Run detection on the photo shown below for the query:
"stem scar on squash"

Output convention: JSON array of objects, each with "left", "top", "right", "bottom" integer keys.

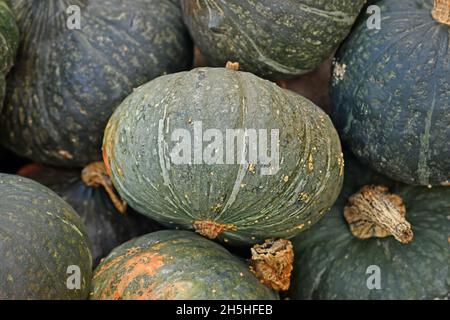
[
  {"left": 225, "top": 61, "right": 240, "bottom": 71},
  {"left": 344, "top": 185, "right": 414, "bottom": 244},
  {"left": 193, "top": 220, "right": 237, "bottom": 239},
  {"left": 250, "top": 238, "right": 294, "bottom": 292}
]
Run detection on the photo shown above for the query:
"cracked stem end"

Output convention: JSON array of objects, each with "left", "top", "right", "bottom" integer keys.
[
  {"left": 344, "top": 185, "right": 413, "bottom": 244},
  {"left": 432, "top": 0, "right": 450, "bottom": 26},
  {"left": 250, "top": 238, "right": 294, "bottom": 292}
]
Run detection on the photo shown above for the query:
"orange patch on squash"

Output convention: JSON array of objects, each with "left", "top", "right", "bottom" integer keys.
[{"left": 109, "top": 252, "right": 165, "bottom": 300}]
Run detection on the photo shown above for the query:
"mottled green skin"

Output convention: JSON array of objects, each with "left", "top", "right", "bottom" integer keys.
[
  {"left": 0, "top": 174, "right": 92, "bottom": 299},
  {"left": 288, "top": 155, "right": 450, "bottom": 300},
  {"left": 0, "top": 0, "right": 192, "bottom": 167},
  {"left": 0, "top": 0, "right": 19, "bottom": 109},
  {"left": 24, "top": 167, "right": 163, "bottom": 267},
  {"left": 181, "top": 0, "right": 366, "bottom": 79},
  {"left": 331, "top": 0, "right": 450, "bottom": 186},
  {"left": 91, "top": 230, "right": 278, "bottom": 300},
  {"left": 103, "top": 67, "right": 343, "bottom": 245}
]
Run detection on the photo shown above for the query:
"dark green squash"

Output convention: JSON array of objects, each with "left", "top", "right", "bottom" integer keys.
[
  {"left": 0, "top": 174, "right": 92, "bottom": 299},
  {"left": 0, "top": 0, "right": 193, "bottom": 167},
  {"left": 103, "top": 67, "right": 344, "bottom": 245},
  {"left": 19, "top": 163, "right": 163, "bottom": 267},
  {"left": 0, "top": 0, "right": 19, "bottom": 109},
  {"left": 331, "top": 0, "right": 450, "bottom": 186},
  {"left": 288, "top": 155, "right": 450, "bottom": 300},
  {"left": 181, "top": 0, "right": 366, "bottom": 79},
  {"left": 90, "top": 230, "right": 278, "bottom": 300}
]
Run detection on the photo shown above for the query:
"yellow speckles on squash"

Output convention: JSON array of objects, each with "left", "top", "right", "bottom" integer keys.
[
  {"left": 297, "top": 224, "right": 305, "bottom": 230},
  {"left": 211, "top": 202, "right": 223, "bottom": 213},
  {"left": 298, "top": 192, "right": 310, "bottom": 202},
  {"left": 308, "top": 154, "right": 314, "bottom": 172},
  {"left": 337, "top": 153, "right": 345, "bottom": 176},
  {"left": 117, "top": 166, "right": 124, "bottom": 177},
  {"left": 333, "top": 62, "right": 347, "bottom": 82},
  {"left": 283, "top": 175, "right": 289, "bottom": 183},
  {"left": 248, "top": 163, "right": 256, "bottom": 173}
]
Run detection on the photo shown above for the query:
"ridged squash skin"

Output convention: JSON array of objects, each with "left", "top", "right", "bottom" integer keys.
[
  {"left": 331, "top": 0, "right": 450, "bottom": 186},
  {"left": 0, "top": 174, "right": 92, "bottom": 299},
  {"left": 103, "top": 67, "right": 344, "bottom": 245},
  {"left": 22, "top": 166, "right": 163, "bottom": 267},
  {"left": 0, "top": 0, "right": 192, "bottom": 167},
  {"left": 90, "top": 230, "right": 278, "bottom": 300},
  {"left": 0, "top": 0, "right": 19, "bottom": 109},
  {"left": 181, "top": 0, "right": 366, "bottom": 79},
  {"left": 288, "top": 156, "right": 450, "bottom": 300}
]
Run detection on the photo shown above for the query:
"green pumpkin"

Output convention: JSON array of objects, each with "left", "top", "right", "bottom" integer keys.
[
  {"left": 0, "top": 0, "right": 19, "bottom": 109},
  {"left": 181, "top": 0, "right": 366, "bottom": 79},
  {"left": 90, "top": 230, "right": 278, "bottom": 300},
  {"left": 103, "top": 67, "right": 343, "bottom": 245},
  {"left": 20, "top": 164, "right": 163, "bottom": 267},
  {"left": 0, "top": 0, "right": 192, "bottom": 167},
  {"left": 331, "top": 0, "right": 450, "bottom": 186},
  {"left": 0, "top": 174, "right": 92, "bottom": 299},
  {"left": 288, "top": 155, "right": 450, "bottom": 300}
]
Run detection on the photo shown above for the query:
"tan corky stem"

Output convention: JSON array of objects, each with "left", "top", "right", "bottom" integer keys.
[
  {"left": 250, "top": 239, "right": 294, "bottom": 292},
  {"left": 344, "top": 185, "right": 413, "bottom": 244},
  {"left": 225, "top": 61, "right": 240, "bottom": 71},
  {"left": 432, "top": 0, "right": 450, "bottom": 25},
  {"left": 193, "top": 220, "right": 236, "bottom": 239},
  {"left": 82, "top": 162, "right": 128, "bottom": 214}
]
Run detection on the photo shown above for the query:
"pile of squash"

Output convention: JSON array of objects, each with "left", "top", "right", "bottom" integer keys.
[{"left": 0, "top": 0, "right": 448, "bottom": 300}]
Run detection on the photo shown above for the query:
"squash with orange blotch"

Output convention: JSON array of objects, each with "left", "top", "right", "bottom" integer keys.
[{"left": 90, "top": 230, "right": 278, "bottom": 300}]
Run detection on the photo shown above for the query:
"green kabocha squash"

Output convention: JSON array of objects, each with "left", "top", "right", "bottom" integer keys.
[
  {"left": 90, "top": 230, "right": 278, "bottom": 300},
  {"left": 331, "top": 0, "right": 450, "bottom": 186},
  {"left": 0, "top": 0, "right": 19, "bottom": 109},
  {"left": 0, "top": 174, "right": 92, "bottom": 299},
  {"left": 18, "top": 163, "right": 163, "bottom": 267},
  {"left": 0, "top": 0, "right": 192, "bottom": 167},
  {"left": 288, "top": 155, "right": 450, "bottom": 300},
  {"left": 103, "top": 66, "right": 344, "bottom": 245},
  {"left": 181, "top": 0, "right": 366, "bottom": 79}
]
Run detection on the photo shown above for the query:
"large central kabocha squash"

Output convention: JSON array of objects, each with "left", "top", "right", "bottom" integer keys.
[
  {"left": 331, "top": 0, "right": 450, "bottom": 186},
  {"left": 288, "top": 155, "right": 450, "bottom": 300},
  {"left": 181, "top": 0, "right": 366, "bottom": 79},
  {"left": 18, "top": 163, "right": 163, "bottom": 267},
  {"left": 0, "top": 0, "right": 192, "bottom": 167},
  {"left": 90, "top": 230, "right": 278, "bottom": 300},
  {"left": 0, "top": 174, "right": 92, "bottom": 299},
  {"left": 0, "top": 0, "right": 19, "bottom": 109},
  {"left": 103, "top": 67, "right": 344, "bottom": 245}
]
